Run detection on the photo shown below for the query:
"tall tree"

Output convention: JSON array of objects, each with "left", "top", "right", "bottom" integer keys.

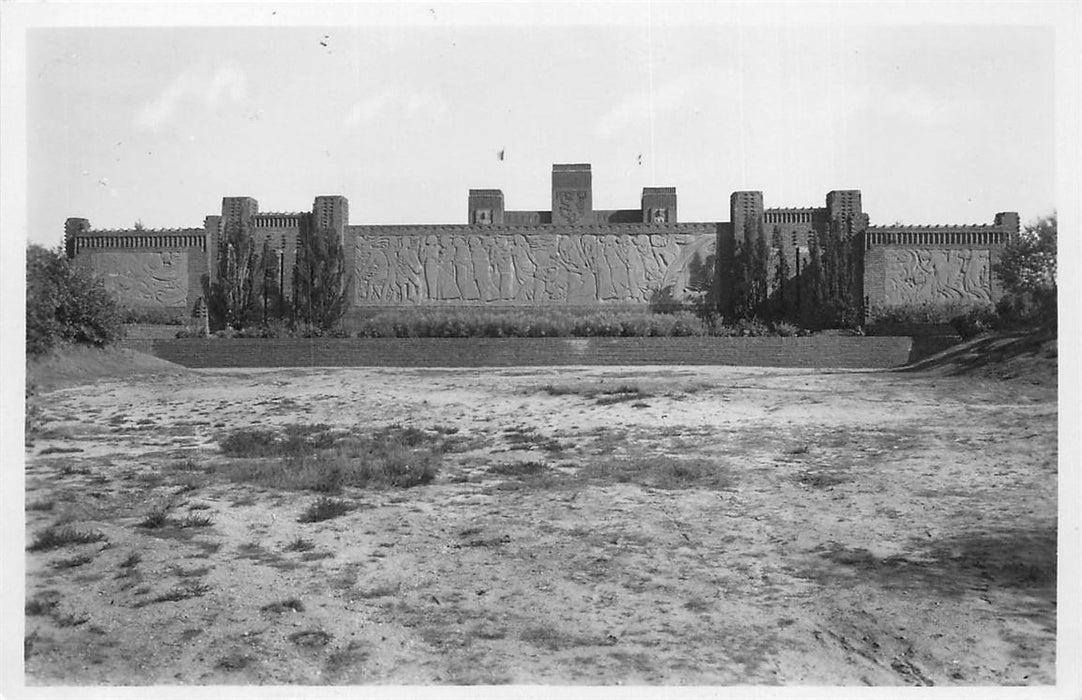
[
  {"left": 293, "top": 225, "right": 353, "bottom": 333},
  {"left": 201, "top": 221, "right": 261, "bottom": 331}
]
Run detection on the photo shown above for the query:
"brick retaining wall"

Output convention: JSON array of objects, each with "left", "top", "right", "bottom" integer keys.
[{"left": 144, "top": 336, "right": 914, "bottom": 369}]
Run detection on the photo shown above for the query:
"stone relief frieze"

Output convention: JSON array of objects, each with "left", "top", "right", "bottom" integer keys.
[
  {"left": 92, "top": 251, "right": 189, "bottom": 306},
  {"left": 354, "top": 232, "right": 712, "bottom": 305},
  {"left": 884, "top": 248, "right": 993, "bottom": 305}
]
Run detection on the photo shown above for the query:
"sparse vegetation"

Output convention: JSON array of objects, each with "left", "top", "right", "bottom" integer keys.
[
  {"left": 261, "top": 597, "right": 305, "bottom": 614},
  {"left": 487, "top": 461, "right": 547, "bottom": 477},
  {"left": 28, "top": 526, "right": 106, "bottom": 552},
  {"left": 216, "top": 424, "right": 442, "bottom": 493},
  {"left": 284, "top": 537, "right": 316, "bottom": 552},
  {"left": 579, "top": 456, "right": 734, "bottom": 490},
  {"left": 52, "top": 553, "right": 94, "bottom": 569},
  {"left": 146, "top": 582, "right": 211, "bottom": 604},
  {"left": 25, "top": 591, "right": 61, "bottom": 616},
  {"left": 298, "top": 497, "right": 354, "bottom": 523},
  {"left": 289, "top": 629, "right": 333, "bottom": 648}
]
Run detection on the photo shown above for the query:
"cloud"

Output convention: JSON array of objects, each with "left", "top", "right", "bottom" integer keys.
[
  {"left": 592, "top": 71, "right": 734, "bottom": 139},
  {"left": 862, "top": 84, "right": 971, "bottom": 128},
  {"left": 205, "top": 64, "right": 247, "bottom": 108},
  {"left": 344, "top": 88, "right": 447, "bottom": 129},
  {"left": 134, "top": 63, "right": 247, "bottom": 131}
]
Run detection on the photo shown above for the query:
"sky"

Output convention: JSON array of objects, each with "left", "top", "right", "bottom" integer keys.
[{"left": 10, "top": 5, "right": 1068, "bottom": 247}]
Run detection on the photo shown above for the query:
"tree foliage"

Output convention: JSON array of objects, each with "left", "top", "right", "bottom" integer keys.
[
  {"left": 731, "top": 218, "right": 770, "bottom": 319},
  {"left": 293, "top": 226, "right": 353, "bottom": 333},
  {"left": 996, "top": 214, "right": 1057, "bottom": 296},
  {"left": 801, "top": 219, "right": 862, "bottom": 329},
  {"left": 993, "top": 213, "right": 1057, "bottom": 329},
  {"left": 201, "top": 222, "right": 264, "bottom": 331},
  {"left": 26, "top": 245, "right": 122, "bottom": 355}
]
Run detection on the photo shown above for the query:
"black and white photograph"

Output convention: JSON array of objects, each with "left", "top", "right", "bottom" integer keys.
[{"left": 3, "top": 1, "right": 1079, "bottom": 696}]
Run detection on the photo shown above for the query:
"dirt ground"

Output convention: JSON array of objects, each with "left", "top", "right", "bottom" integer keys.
[{"left": 22, "top": 348, "right": 1058, "bottom": 686}]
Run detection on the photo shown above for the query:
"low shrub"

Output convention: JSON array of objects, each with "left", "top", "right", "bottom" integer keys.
[
  {"left": 120, "top": 307, "right": 189, "bottom": 325},
  {"left": 298, "top": 497, "right": 353, "bottom": 523},
  {"left": 351, "top": 308, "right": 761, "bottom": 339},
  {"left": 216, "top": 424, "right": 442, "bottom": 493},
  {"left": 867, "top": 301, "right": 995, "bottom": 328},
  {"left": 28, "top": 526, "right": 106, "bottom": 552},
  {"left": 950, "top": 305, "right": 999, "bottom": 340}
]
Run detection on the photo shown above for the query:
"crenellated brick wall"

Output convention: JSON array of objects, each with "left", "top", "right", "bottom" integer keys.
[{"left": 62, "top": 163, "right": 1018, "bottom": 328}]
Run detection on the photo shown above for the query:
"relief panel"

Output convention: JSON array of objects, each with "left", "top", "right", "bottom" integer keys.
[
  {"left": 354, "top": 232, "right": 714, "bottom": 306},
  {"left": 91, "top": 251, "right": 189, "bottom": 307},
  {"left": 883, "top": 248, "right": 993, "bottom": 305}
]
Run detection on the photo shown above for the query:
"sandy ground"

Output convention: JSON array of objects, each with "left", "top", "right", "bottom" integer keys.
[{"left": 23, "top": 358, "right": 1057, "bottom": 686}]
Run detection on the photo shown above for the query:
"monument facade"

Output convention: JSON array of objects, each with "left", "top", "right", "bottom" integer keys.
[{"left": 64, "top": 163, "right": 1019, "bottom": 324}]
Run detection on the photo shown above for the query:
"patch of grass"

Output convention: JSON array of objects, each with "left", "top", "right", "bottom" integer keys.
[
  {"left": 192, "top": 540, "right": 222, "bottom": 556},
  {"left": 519, "top": 626, "right": 616, "bottom": 651},
  {"left": 145, "top": 582, "right": 211, "bottom": 605},
  {"left": 52, "top": 553, "right": 94, "bottom": 569},
  {"left": 53, "top": 611, "right": 91, "bottom": 627},
  {"left": 215, "top": 425, "right": 443, "bottom": 493},
  {"left": 215, "top": 651, "right": 253, "bottom": 671},
  {"left": 39, "top": 446, "right": 85, "bottom": 455},
  {"left": 289, "top": 629, "right": 333, "bottom": 648},
  {"left": 324, "top": 640, "right": 370, "bottom": 680},
  {"left": 284, "top": 537, "right": 315, "bottom": 552},
  {"left": 28, "top": 526, "right": 106, "bottom": 552},
  {"left": 236, "top": 542, "right": 279, "bottom": 563},
  {"left": 579, "top": 456, "right": 734, "bottom": 490},
  {"left": 25, "top": 591, "right": 61, "bottom": 616},
  {"left": 219, "top": 424, "right": 335, "bottom": 458},
  {"left": 353, "top": 583, "right": 400, "bottom": 599},
  {"left": 594, "top": 387, "right": 653, "bottom": 406},
  {"left": 796, "top": 470, "right": 850, "bottom": 488},
  {"left": 178, "top": 513, "right": 214, "bottom": 528},
  {"left": 298, "top": 497, "right": 354, "bottom": 523},
  {"left": 170, "top": 564, "right": 212, "bottom": 578},
  {"left": 502, "top": 426, "right": 564, "bottom": 452},
  {"left": 119, "top": 552, "right": 142, "bottom": 569},
  {"left": 137, "top": 505, "right": 173, "bottom": 529},
  {"left": 168, "top": 457, "right": 209, "bottom": 473},
  {"left": 683, "top": 597, "right": 712, "bottom": 613},
  {"left": 261, "top": 597, "right": 305, "bottom": 614},
  {"left": 487, "top": 461, "right": 548, "bottom": 477}
]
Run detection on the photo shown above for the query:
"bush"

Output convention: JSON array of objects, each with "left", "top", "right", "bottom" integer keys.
[
  {"left": 993, "top": 214, "right": 1056, "bottom": 332},
  {"left": 26, "top": 245, "right": 123, "bottom": 355},
  {"left": 298, "top": 497, "right": 353, "bottom": 523},
  {"left": 950, "top": 305, "right": 999, "bottom": 340},
  {"left": 867, "top": 301, "right": 995, "bottom": 327},
  {"left": 120, "top": 307, "right": 189, "bottom": 325}
]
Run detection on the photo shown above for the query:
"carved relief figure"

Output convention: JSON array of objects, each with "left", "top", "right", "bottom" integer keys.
[
  {"left": 351, "top": 229, "right": 710, "bottom": 306},
  {"left": 452, "top": 236, "right": 480, "bottom": 301},
  {"left": 885, "top": 248, "right": 993, "bottom": 305},
  {"left": 510, "top": 234, "right": 536, "bottom": 301},
  {"left": 420, "top": 235, "right": 442, "bottom": 301},
  {"left": 558, "top": 235, "right": 593, "bottom": 303},
  {"left": 395, "top": 237, "right": 423, "bottom": 301},
  {"left": 493, "top": 236, "right": 515, "bottom": 300},
  {"left": 94, "top": 251, "right": 188, "bottom": 307},
  {"left": 469, "top": 236, "right": 499, "bottom": 302},
  {"left": 436, "top": 240, "right": 461, "bottom": 300}
]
